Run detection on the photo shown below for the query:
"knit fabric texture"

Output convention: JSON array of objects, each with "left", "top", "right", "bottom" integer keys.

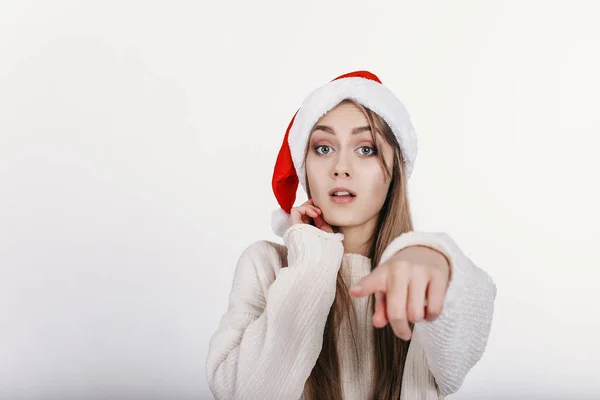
[{"left": 206, "top": 224, "right": 497, "bottom": 399}]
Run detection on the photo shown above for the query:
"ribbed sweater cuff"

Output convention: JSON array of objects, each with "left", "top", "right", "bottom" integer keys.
[{"left": 283, "top": 223, "right": 345, "bottom": 267}]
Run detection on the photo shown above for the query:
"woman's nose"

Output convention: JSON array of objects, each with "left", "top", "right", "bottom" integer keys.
[
  {"left": 333, "top": 161, "right": 351, "bottom": 177},
  {"left": 332, "top": 152, "right": 351, "bottom": 178}
]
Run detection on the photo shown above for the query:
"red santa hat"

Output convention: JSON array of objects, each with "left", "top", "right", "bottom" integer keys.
[{"left": 271, "top": 70, "right": 418, "bottom": 237}]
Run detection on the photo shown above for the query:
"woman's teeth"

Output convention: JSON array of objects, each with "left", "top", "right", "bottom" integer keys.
[{"left": 333, "top": 191, "right": 352, "bottom": 196}]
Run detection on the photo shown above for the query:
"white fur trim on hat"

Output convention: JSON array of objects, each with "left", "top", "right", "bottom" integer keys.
[
  {"left": 271, "top": 208, "right": 292, "bottom": 237},
  {"left": 288, "top": 76, "right": 418, "bottom": 191}
]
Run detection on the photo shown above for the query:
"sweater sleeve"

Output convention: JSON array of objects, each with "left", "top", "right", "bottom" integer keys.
[
  {"left": 205, "top": 223, "right": 345, "bottom": 400},
  {"left": 379, "top": 231, "right": 497, "bottom": 396}
]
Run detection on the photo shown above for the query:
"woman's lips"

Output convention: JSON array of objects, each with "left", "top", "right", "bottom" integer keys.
[{"left": 330, "top": 195, "right": 356, "bottom": 204}]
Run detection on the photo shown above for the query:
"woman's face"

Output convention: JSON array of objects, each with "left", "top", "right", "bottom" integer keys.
[{"left": 306, "top": 102, "right": 395, "bottom": 230}]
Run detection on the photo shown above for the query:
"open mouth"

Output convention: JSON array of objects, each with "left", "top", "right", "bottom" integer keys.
[
  {"left": 330, "top": 192, "right": 356, "bottom": 197},
  {"left": 329, "top": 188, "right": 356, "bottom": 197},
  {"left": 329, "top": 188, "right": 356, "bottom": 204}
]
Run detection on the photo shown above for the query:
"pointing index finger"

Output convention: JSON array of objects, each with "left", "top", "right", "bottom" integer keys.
[{"left": 349, "top": 268, "right": 387, "bottom": 297}]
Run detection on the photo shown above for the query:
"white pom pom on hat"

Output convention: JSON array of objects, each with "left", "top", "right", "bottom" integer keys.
[{"left": 271, "top": 70, "right": 418, "bottom": 237}]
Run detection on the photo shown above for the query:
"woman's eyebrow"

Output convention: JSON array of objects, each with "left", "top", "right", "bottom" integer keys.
[{"left": 311, "top": 125, "right": 371, "bottom": 135}]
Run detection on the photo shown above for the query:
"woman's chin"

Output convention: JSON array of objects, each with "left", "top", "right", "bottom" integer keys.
[
  {"left": 323, "top": 216, "right": 357, "bottom": 229},
  {"left": 321, "top": 207, "right": 362, "bottom": 228}
]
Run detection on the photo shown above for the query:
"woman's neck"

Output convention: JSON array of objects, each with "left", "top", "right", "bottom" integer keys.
[{"left": 337, "top": 217, "right": 377, "bottom": 257}]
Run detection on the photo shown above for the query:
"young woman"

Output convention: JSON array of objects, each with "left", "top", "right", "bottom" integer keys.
[{"left": 206, "top": 71, "right": 497, "bottom": 399}]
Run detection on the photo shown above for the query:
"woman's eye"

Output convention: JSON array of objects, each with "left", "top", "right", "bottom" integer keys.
[
  {"left": 315, "top": 145, "right": 376, "bottom": 156},
  {"left": 358, "top": 146, "right": 377, "bottom": 156},
  {"left": 315, "top": 145, "right": 332, "bottom": 155}
]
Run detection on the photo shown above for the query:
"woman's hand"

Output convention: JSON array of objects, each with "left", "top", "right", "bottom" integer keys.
[
  {"left": 348, "top": 246, "right": 451, "bottom": 340},
  {"left": 289, "top": 199, "right": 334, "bottom": 233}
]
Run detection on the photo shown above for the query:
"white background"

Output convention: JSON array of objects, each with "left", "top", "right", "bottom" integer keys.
[{"left": 1, "top": 1, "right": 599, "bottom": 399}]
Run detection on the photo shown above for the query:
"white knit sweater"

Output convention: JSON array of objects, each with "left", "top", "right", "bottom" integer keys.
[{"left": 206, "top": 223, "right": 497, "bottom": 399}]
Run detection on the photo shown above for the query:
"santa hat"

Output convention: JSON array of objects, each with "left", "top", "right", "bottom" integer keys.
[{"left": 271, "top": 70, "right": 418, "bottom": 237}]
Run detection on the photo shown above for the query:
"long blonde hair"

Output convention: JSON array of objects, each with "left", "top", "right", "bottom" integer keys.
[{"left": 301, "top": 98, "right": 415, "bottom": 399}]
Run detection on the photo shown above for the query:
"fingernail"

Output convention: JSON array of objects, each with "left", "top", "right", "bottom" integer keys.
[{"left": 350, "top": 285, "right": 361, "bottom": 292}]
